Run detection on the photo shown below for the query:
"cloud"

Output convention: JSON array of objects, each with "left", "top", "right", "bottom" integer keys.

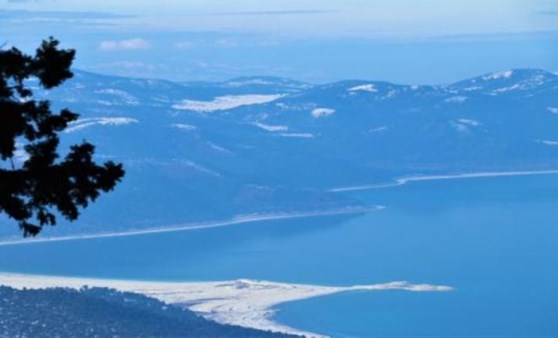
[
  {"left": 91, "top": 61, "right": 157, "bottom": 72},
  {"left": 99, "top": 38, "right": 150, "bottom": 51},
  {"left": 203, "top": 9, "right": 336, "bottom": 16},
  {"left": 0, "top": 9, "right": 129, "bottom": 19}
]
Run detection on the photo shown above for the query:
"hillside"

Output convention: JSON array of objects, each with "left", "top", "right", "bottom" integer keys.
[
  {"left": 1, "top": 69, "right": 557, "bottom": 239},
  {"left": 0, "top": 286, "right": 299, "bottom": 338}
]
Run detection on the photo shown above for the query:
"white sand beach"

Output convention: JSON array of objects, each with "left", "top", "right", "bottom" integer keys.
[
  {"left": 330, "top": 170, "right": 558, "bottom": 192},
  {"left": 0, "top": 206, "right": 383, "bottom": 247},
  {"left": 0, "top": 273, "right": 453, "bottom": 338}
]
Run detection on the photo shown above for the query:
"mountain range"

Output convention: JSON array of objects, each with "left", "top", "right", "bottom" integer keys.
[{"left": 2, "top": 69, "right": 557, "bottom": 238}]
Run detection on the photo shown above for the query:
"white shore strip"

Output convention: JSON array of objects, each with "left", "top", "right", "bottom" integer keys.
[
  {"left": 330, "top": 170, "right": 558, "bottom": 192},
  {"left": 0, "top": 273, "right": 453, "bottom": 338},
  {"left": 0, "top": 206, "right": 381, "bottom": 247}
]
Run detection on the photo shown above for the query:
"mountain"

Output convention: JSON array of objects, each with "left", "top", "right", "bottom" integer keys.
[
  {"left": 0, "top": 286, "right": 299, "bottom": 338},
  {"left": 448, "top": 69, "right": 558, "bottom": 97},
  {"left": 2, "top": 69, "right": 557, "bottom": 238}
]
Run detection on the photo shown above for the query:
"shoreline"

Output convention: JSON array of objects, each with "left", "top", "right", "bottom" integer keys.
[
  {"left": 4, "top": 169, "right": 557, "bottom": 246},
  {"left": 2, "top": 170, "right": 556, "bottom": 335},
  {"left": 0, "top": 206, "right": 380, "bottom": 247},
  {"left": 330, "top": 169, "right": 558, "bottom": 192},
  {"left": 0, "top": 273, "right": 453, "bottom": 338}
]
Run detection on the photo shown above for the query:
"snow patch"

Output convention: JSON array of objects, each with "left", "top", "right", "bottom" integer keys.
[
  {"left": 184, "top": 161, "right": 222, "bottom": 178},
  {"left": 538, "top": 140, "right": 558, "bottom": 146},
  {"left": 369, "top": 126, "right": 388, "bottom": 133},
  {"left": 457, "top": 119, "right": 480, "bottom": 127},
  {"left": 225, "top": 79, "right": 275, "bottom": 87},
  {"left": 65, "top": 117, "right": 138, "bottom": 133},
  {"left": 171, "top": 124, "right": 197, "bottom": 131},
  {"left": 483, "top": 70, "right": 513, "bottom": 81},
  {"left": 493, "top": 84, "right": 524, "bottom": 93},
  {"left": 279, "top": 133, "right": 315, "bottom": 138},
  {"left": 451, "top": 122, "right": 469, "bottom": 133},
  {"left": 450, "top": 119, "right": 480, "bottom": 133},
  {"left": 94, "top": 88, "right": 139, "bottom": 105},
  {"left": 311, "top": 108, "right": 335, "bottom": 118},
  {"left": 382, "top": 90, "right": 397, "bottom": 100},
  {"left": 462, "top": 86, "right": 483, "bottom": 92},
  {"left": 252, "top": 122, "right": 289, "bottom": 132},
  {"left": 206, "top": 142, "right": 233, "bottom": 155},
  {"left": 530, "top": 74, "right": 547, "bottom": 85},
  {"left": 445, "top": 96, "right": 468, "bottom": 104},
  {"left": 172, "top": 95, "right": 284, "bottom": 113},
  {"left": 348, "top": 84, "right": 378, "bottom": 93}
]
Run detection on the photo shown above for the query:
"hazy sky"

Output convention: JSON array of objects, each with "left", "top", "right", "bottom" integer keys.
[{"left": 2, "top": 0, "right": 557, "bottom": 83}]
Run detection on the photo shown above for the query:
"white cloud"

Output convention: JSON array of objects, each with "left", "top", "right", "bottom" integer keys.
[
  {"left": 99, "top": 38, "right": 150, "bottom": 51},
  {"left": 7, "top": 1, "right": 556, "bottom": 40},
  {"left": 90, "top": 61, "right": 157, "bottom": 72}
]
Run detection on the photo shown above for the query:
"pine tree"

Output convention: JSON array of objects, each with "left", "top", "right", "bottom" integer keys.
[{"left": 0, "top": 38, "right": 124, "bottom": 236}]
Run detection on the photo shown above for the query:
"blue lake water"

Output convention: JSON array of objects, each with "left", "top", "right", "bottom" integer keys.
[{"left": 1, "top": 174, "right": 557, "bottom": 337}]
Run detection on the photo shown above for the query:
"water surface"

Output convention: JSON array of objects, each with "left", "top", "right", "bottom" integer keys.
[{"left": 0, "top": 174, "right": 557, "bottom": 337}]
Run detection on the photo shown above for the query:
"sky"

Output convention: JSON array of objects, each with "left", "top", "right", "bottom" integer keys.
[{"left": 1, "top": 0, "right": 558, "bottom": 84}]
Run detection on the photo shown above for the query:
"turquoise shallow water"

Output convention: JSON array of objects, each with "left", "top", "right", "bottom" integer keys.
[{"left": 0, "top": 174, "right": 557, "bottom": 337}]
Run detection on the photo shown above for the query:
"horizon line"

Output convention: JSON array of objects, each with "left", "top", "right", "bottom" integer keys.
[{"left": 74, "top": 67, "right": 558, "bottom": 87}]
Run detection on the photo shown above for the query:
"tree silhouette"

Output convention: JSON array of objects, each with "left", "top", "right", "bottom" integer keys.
[{"left": 0, "top": 38, "right": 124, "bottom": 236}]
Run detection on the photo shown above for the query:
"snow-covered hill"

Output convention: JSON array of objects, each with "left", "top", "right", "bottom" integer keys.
[{"left": 3, "top": 69, "right": 557, "bottom": 239}]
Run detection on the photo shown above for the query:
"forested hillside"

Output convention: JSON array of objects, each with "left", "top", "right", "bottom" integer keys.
[{"left": 0, "top": 286, "right": 299, "bottom": 338}]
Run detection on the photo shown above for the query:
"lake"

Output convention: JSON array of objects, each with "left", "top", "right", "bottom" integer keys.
[{"left": 0, "top": 174, "right": 557, "bottom": 337}]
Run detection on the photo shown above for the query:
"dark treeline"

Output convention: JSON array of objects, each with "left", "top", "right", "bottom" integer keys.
[{"left": 0, "top": 286, "right": 300, "bottom": 338}]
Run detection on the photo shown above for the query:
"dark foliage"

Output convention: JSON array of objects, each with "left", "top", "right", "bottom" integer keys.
[
  {"left": 0, "top": 286, "right": 300, "bottom": 338},
  {"left": 0, "top": 38, "right": 124, "bottom": 236}
]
